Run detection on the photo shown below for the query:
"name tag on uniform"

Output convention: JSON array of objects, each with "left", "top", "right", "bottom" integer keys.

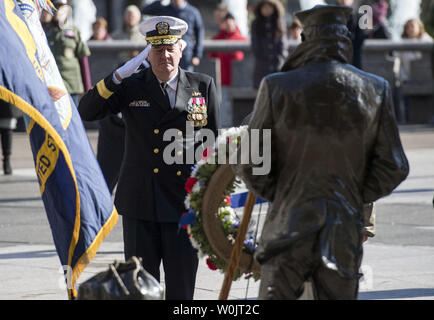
[{"left": 129, "top": 100, "right": 150, "bottom": 108}]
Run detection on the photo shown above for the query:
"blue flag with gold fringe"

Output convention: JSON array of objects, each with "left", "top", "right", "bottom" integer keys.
[{"left": 0, "top": 0, "right": 118, "bottom": 299}]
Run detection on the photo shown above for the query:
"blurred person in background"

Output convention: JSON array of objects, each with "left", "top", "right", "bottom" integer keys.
[
  {"left": 43, "top": 0, "right": 92, "bottom": 107},
  {"left": 210, "top": 13, "right": 247, "bottom": 127},
  {"left": 402, "top": 18, "right": 433, "bottom": 42},
  {"left": 393, "top": 18, "right": 433, "bottom": 123},
  {"left": 111, "top": 5, "right": 146, "bottom": 61},
  {"left": 0, "top": 100, "right": 21, "bottom": 175},
  {"left": 288, "top": 19, "right": 302, "bottom": 42},
  {"left": 400, "top": 18, "right": 433, "bottom": 81},
  {"left": 111, "top": 5, "right": 145, "bottom": 43},
  {"left": 213, "top": 3, "right": 229, "bottom": 31},
  {"left": 286, "top": 19, "right": 302, "bottom": 58},
  {"left": 40, "top": 8, "right": 53, "bottom": 32},
  {"left": 338, "top": 0, "right": 367, "bottom": 69},
  {"left": 90, "top": 17, "right": 111, "bottom": 41},
  {"left": 142, "top": 0, "right": 204, "bottom": 71},
  {"left": 251, "top": 0, "right": 288, "bottom": 89},
  {"left": 368, "top": 0, "right": 391, "bottom": 39}
]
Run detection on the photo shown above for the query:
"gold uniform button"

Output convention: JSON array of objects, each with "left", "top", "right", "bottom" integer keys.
[
  {"left": 153, "top": 168, "right": 159, "bottom": 174},
  {"left": 154, "top": 148, "right": 159, "bottom": 154},
  {"left": 154, "top": 129, "right": 159, "bottom": 134},
  {"left": 176, "top": 171, "right": 182, "bottom": 176}
]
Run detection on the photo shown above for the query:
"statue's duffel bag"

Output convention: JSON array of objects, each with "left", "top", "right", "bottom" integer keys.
[{"left": 77, "top": 256, "right": 163, "bottom": 300}]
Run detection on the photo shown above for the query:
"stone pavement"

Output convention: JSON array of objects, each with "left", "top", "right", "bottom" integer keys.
[{"left": 1, "top": 125, "right": 434, "bottom": 300}]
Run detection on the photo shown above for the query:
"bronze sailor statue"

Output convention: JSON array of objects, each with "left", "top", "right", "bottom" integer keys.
[{"left": 233, "top": 5, "right": 409, "bottom": 300}]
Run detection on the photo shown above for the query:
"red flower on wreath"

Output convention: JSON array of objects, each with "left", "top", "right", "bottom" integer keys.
[
  {"left": 185, "top": 177, "right": 198, "bottom": 194},
  {"left": 224, "top": 195, "right": 231, "bottom": 206},
  {"left": 206, "top": 258, "right": 218, "bottom": 271}
]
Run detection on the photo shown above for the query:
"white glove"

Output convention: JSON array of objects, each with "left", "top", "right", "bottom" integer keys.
[{"left": 113, "top": 45, "right": 152, "bottom": 83}]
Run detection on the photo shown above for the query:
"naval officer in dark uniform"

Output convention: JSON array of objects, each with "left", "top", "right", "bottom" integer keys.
[{"left": 78, "top": 16, "right": 220, "bottom": 300}]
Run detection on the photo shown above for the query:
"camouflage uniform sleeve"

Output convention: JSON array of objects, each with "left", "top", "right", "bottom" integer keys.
[{"left": 74, "top": 27, "right": 91, "bottom": 58}]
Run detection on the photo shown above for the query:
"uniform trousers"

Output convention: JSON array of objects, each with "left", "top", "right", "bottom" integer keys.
[
  {"left": 258, "top": 232, "right": 360, "bottom": 300},
  {"left": 122, "top": 216, "right": 199, "bottom": 300}
]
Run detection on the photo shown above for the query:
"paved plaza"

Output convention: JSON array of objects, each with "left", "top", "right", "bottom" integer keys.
[{"left": 1, "top": 125, "right": 434, "bottom": 300}]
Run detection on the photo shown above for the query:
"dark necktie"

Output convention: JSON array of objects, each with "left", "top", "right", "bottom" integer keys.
[{"left": 160, "top": 82, "right": 171, "bottom": 107}]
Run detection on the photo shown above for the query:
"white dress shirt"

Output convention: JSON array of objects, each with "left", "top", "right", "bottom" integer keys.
[{"left": 157, "top": 71, "right": 179, "bottom": 109}]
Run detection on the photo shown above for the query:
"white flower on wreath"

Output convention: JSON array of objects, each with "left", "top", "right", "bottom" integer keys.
[
  {"left": 196, "top": 159, "right": 207, "bottom": 168},
  {"left": 220, "top": 206, "right": 238, "bottom": 225},
  {"left": 215, "top": 126, "right": 249, "bottom": 158},
  {"left": 218, "top": 126, "right": 249, "bottom": 145},
  {"left": 188, "top": 225, "right": 206, "bottom": 258},
  {"left": 191, "top": 181, "right": 201, "bottom": 194},
  {"left": 190, "top": 166, "right": 199, "bottom": 178},
  {"left": 206, "top": 154, "right": 217, "bottom": 165},
  {"left": 184, "top": 194, "right": 190, "bottom": 210}
]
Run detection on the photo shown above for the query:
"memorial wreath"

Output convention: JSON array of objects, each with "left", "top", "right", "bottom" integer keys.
[{"left": 181, "top": 126, "right": 261, "bottom": 281}]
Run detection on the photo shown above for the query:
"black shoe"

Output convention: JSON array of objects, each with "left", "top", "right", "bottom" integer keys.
[{"left": 3, "top": 158, "right": 12, "bottom": 175}]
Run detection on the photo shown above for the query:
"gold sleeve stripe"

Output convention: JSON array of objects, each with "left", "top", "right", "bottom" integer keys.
[{"left": 96, "top": 79, "right": 113, "bottom": 99}]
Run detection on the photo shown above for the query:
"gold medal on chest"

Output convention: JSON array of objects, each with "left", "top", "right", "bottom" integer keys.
[{"left": 186, "top": 92, "right": 208, "bottom": 127}]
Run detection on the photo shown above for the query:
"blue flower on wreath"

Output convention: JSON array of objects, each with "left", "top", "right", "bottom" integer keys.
[
  {"left": 244, "top": 238, "right": 256, "bottom": 252},
  {"left": 231, "top": 222, "right": 240, "bottom": 229},
  {"left": 178, "top": 208, "right": 196, "bottom": 232}
]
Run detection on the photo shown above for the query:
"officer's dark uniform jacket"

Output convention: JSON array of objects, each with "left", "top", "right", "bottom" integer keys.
[
  {"left": 233, "top": 9, "right": 409, "bottom": 280},
  {"left": 79, "top": 67, "right": 220, "bottom": 222}
]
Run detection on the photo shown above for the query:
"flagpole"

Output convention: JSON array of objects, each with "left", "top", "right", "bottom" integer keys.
[{"left": 219, "top": 192, "right": 257, "bottom": 300}]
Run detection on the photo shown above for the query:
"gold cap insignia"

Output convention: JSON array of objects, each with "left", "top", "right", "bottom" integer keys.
[{"left": 156, "top": 22, "right": 170, "bottom": 35}]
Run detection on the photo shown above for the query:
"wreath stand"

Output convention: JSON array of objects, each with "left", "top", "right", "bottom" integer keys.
[{"left": 201, "top": 164, "right": 261, "bottom": 300}]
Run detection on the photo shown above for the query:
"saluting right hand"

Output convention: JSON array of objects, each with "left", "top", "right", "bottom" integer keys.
[{"left": 114, "top": 45, "right": 152, "bottom": 82}]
